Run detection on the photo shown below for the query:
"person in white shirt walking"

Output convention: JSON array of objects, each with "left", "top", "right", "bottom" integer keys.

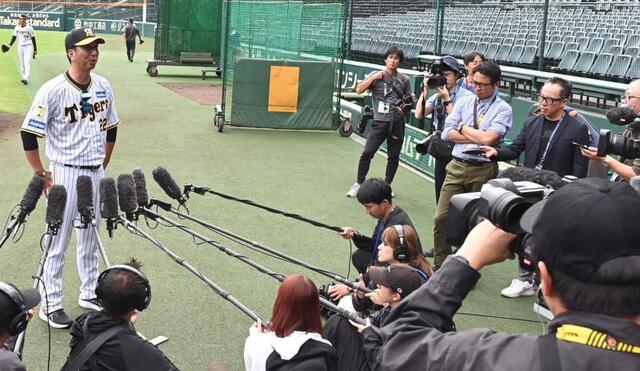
[{"left": 5, "top": 15, "right": 37, "bottom": 85}]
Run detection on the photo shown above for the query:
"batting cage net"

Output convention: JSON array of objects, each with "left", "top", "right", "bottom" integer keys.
[
  {"left": 154, "top": 0, "right": 222, "bottom": 62},
  {"left": 218, "top": 0, "right": 347, "bottom": 130}
]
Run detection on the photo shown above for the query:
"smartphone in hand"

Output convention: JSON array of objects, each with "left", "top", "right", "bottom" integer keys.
[{"left": 572, "top": 142, "right": 590, "bottom": 150}]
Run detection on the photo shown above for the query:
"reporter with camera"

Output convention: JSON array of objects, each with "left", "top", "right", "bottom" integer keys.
[
  {"left": 362, "top": 177, "right": 640, "bottom": 370},
  {"left": 415, "top": 56, "right": 472, "bottom": 203},
  {"left": 580, "top": 79, "right": 640, "bottom": 181},
  {"left": 432, "top": 61, "right": 512, "bottom": 268},
  {"left": 346, "top": 47, "right": 413, "bottom": 198}
]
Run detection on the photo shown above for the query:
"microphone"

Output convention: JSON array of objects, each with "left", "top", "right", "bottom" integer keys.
[
  {"left": 605, "top": 106, "right": 640, "bottom": 126},
  {"left": 499, "top": 167, "right": 567, "bottom": 190},
  {"left": 99, "top": 177, "right": 119, "bottom": 238},
  {"left": 46, "top": 185, "right": 67, "bottom": 235},
  {"left": 18, "top": 176, "right": 45, "bottom": 222},
  {"left": 117, "top": 174, "right": 138, "bottom": 221},
  {"left": 152, "top": 167, "right": 188, "bottom": 208},
  {"left": 76, "top": 176, "right": 94, "bottom": 227},
  {"left": 132, "top": 168, "right": 149, "bottom": 208}
]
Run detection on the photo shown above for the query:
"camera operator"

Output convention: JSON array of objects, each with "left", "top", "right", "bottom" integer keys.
[
  {"left": 432, "top": 61, "right": 512, "bottom": 268},
  {"left": 346, "top": 46, "right": 414, "bottom": 198},
  {"left": 460, "top": 51, "right": 486, "bottom": 94},
  {"left": 361, "top": 177, "right": 640, "bottom": 370},
  {"left": 415, "top": 56, "right": 472, "bottom": 204},
  {"left": 581, "top": 79, "right": 640, "bottom": 181},
  {"left": 0, "top": 283, "right": 39, "bottom": 371},
  {"left": 63, "top": 259, "right": 178, "bottom": 370}
]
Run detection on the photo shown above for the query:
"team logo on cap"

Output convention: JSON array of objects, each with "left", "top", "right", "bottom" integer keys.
[{"left": 83, "top": 28, "right": 95, "bottom": 37}]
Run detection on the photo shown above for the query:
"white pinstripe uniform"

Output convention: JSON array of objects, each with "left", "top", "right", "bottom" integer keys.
[
  {"left": 21, "top": 72, "right": 119, "bottom": 312},
  {"left": 12, "top": 24, "right": 35, "bottom": 82}
]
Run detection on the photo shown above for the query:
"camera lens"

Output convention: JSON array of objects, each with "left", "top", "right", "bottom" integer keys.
[{"left": 482, "top": 187, "right": 532, "bottom": 234}]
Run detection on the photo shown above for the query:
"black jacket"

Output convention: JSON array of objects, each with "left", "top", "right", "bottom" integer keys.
[
  {"left": 66, "top": 311, "right": 178, "bottom": 371},
  {"left": 361, "top": 256, "right": 640, "bottom": 371},
  {"left": 494, "top": 114, "right": 590, "bottom": 177},
  {"left": 352, "top": 206, "right": 423, "bottom": 255},
  {"left": 266, "top": 339, "right": 337, "bottom": 371}
]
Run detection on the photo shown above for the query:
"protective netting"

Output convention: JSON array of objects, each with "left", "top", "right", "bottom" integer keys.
[
  {"left": 220, "top": 0, "right": 347, "bottom": 127},
  {"left": 154, "top": 0, "right": 222, "bottom": 62}
]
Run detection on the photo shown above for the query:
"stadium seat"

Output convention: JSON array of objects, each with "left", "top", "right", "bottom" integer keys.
[
  {"left": 627, "top": 35, "right": 640, "bottom": 49},
  {"left": 494, "top": 45, "right": 512, "bottom": 61},
  {"left": 558, "top": 50, "right": 580, "bottom": 70},
  {"left": 519, "top": 46, "right": 537, "bottom": 64},
  {"left": 602, "top": 38, "right": 621, "bottom": 53},
  {"left": 625, "top": 47, "right": 640, "bottom": 58},
  {"left": 576, "top": 37, "right": 590, "bottom": 52},
  {"left": 606, "top": 46, "right": 624, "bottom": 55},
  {"left": 606, "top": 54, "right": 633, "bottom": 78},
  {"left": 486, "top": 43, "right": 500, "bottom": 60},
  {"left": 626, "top": 57, "right": 640, "bottom": 79},
  {"left": 590, "top": 53, "right": 613, "bottom": 75},
  {"left": 476, "top": 41, "right": 489, "bottom": 55},
  {"left": 463, "top": 41, "right": 478, "bottom": 56},
  {"left": 585, "top": 37, "right": 604, "bottom": 53},
  {"left": 562, "top": 42, "right": 579, "bottom": 58},
  {"left": 574, "top": 51, "right": 597, "bottom": 73},
  {"left": 506, "top": 45, "right": 524, "bottom": 63},
  {"left": 546, "top": 41, "right": 565, "bottom": 59}
]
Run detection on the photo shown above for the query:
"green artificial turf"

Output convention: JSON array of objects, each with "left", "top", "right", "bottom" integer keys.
[{"left": 0, "top": 30, "right": 545, "bottom": 371}]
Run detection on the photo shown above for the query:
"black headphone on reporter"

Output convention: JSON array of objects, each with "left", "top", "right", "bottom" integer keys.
[
  {"left": 96, "top": 265, "right": 151, "bottom": 311},
  {"left": 392, "top": 225, "right": 409, "bottom": 262},
  {"left": 0, "top": 282, "right": 30, "bottom": 336}
]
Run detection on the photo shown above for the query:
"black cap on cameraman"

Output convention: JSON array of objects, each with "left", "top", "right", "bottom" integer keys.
[
  {"left": 65, "top": 27, "right": 105, "bottom": 52},
  {"left": 368, "top": 264, "right": 423, "bottom": 298},
  {"left": 521, "top": 177, "right": 640, "bottom": 284}
]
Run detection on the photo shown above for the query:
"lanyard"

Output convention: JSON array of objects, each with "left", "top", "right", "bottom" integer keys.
[
  {"left": 472, "top": 95, "right": 498, "bottom": 129},
  {"left": 370, "top": 219, "right": 385, "bottom": 263},
  {"left": 556, "top": 324, "right": 640, "bottom": 354},
  {"left": 535, "top": 112, "right": 566, "bottom": 170}
]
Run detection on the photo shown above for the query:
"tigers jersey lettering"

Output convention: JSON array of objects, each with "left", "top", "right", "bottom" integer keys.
[
  {"left": 20, "top": 72, "right": 120, "bottom": 166},
  {"left": 12, "top": 25, "right": 34, "bottom": 46}
]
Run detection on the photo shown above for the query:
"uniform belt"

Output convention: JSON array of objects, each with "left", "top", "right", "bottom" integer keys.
[
  {"left": 61, "top": 163, "right": 101, "bottom": 170},
  {"left": 453, "top": 157, "right": 490, "bottom": 166}
]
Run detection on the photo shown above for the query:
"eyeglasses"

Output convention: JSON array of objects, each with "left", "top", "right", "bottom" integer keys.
[
  {"left": 538, "top": 94, "right": 564, "bottom": 105},
  {"left": 472, "top": 80, "right": 494, "bottom": 89},
  {"left": 624, "top": 94, "right": 640, "bottom": 101}
]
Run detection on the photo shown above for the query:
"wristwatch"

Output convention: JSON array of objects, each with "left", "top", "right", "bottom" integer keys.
[{"left": 443, "top": 100, "right": 451, "bottom": 107}]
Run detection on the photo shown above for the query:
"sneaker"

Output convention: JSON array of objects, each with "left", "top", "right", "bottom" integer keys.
[
  {"left": 500, "top": 279, "right": 535, "bottom": 298},
  {"left": 39, "top": 308, "right": 73, "bottom": 329},
  {"left": 346, "top": 182, "right": 360, "bottom": 198},
  {"left": 78, "top": 297, "right": 102, "bottom": 311}
]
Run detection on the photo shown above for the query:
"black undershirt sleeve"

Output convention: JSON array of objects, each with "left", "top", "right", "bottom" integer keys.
[
  {"left": 32, "top": 37, "right": 37, "bottom": 52},
  {"left": 9, "top": 35, "right": 16, "bottom": 46},
  {"left": 21, "top": 131, "right": 38, "bottom": 151},
  {"left": 106, "top": 126, "right": 118, "bottom": 143}
]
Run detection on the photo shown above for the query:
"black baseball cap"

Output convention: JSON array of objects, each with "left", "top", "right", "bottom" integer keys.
[
  {"left": 65, "top": 27, "right": 105, "bottom": 52},
  {"left": 441, "top": 55, "right": 461, "bottom": 74},
  {"left": 368, "top": 264, "right": 423, "bottom": 297},
  {"left": 0, "top": 283, "right": 40, "bottom": 323},
  {"left": 521, "top": 177, "right": 640, "bottom": 283}
]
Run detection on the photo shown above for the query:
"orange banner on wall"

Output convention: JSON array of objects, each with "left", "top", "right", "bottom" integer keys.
[{"left": 268, "top": 66, "right": 300, "bottom": 113}]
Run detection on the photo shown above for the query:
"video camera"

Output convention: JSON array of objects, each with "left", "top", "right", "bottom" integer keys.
[
  {"left": 446, "top": 178, "right": 556, "bottom": 270},
  {"left": 596, "top": 106, "right": 640, "bottom": 159},
  {"left": 426, "top": 61, "right": 448, "bottom": 89},
  {"left": 357, "top": 105, "right": 374, "bottom": 134}
]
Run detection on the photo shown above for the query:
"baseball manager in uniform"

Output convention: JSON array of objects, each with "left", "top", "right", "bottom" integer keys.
[
  {"left": 20, "top": 27, "right": 119, "bottom": 329},
  {"left": 3, "top": 14, "right": 37, "bottom": 85}
]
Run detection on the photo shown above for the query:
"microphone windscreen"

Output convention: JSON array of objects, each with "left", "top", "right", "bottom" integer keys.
[
  {"left": 152, "top": 167, "right": 182, "bottom": 201},
  {"left": 20, "top": 176, "right": 45, "bottom": 215},
  {"left": 99, "top": 177, "right": 119, "bottom": 219},
  {"left": 76, "top": 175, "right": 94, "bottom": 219},
  {"left": 630, "top": 176, "right": 640, "bottom": 194},
  {"left": 605, "top": 106, "right": 638, "bottom": 126},
  {"left": 117, "top": 174, "right": 138, "bottom": 213},
  {"left": 46, "top": 185, "right": 67, "bottom": 226},
  {"left": 500, "top": 167, "right": 566, "bottom": 189},
  {"left": 132, "top": 168, "right": 149, "bottom": 207}
]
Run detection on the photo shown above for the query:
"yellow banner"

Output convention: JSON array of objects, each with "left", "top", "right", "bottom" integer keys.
[{"left": 268, "top": 66, "right": 300, "bottom": 113}]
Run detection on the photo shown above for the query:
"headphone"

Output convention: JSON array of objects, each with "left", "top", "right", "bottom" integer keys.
[
  {"left": 392, "top": 225, "right": 409, "bottom": 262},
  {"left": 96, "top": 265, "right": 151, "bottom": 311},
  {"left": 0, "top": 282, "right": 29, "bottom": 336}
]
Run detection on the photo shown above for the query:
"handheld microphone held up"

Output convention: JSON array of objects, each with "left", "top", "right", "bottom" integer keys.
[
  {"left": 100, "top": 177, "right": 119, "bottom": 238},
  {"left": 152, "top": 167, "right": 188, "bottom": 209},
  {"left": 46, "top": 185, "right": 67, "bottom": 235},
  {"left": 117, "top": 174, "right": 138, "bottom": 221},
  {"left": 76, "top": 176, "right": 94, "bottom": 228}
]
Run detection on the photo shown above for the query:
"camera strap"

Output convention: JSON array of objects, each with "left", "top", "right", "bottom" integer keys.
[
  {"left": 382, "top": 74, "right": 405, "bottom": 101},
  {"left": 535, "top": 112, "right": 566, "bottom": 170},
  {"left": 473, "top": 95, "right": 498, "bottom": 130},
  {"left": 537, "top": 333, "right": 562, "bottom": 371}
]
